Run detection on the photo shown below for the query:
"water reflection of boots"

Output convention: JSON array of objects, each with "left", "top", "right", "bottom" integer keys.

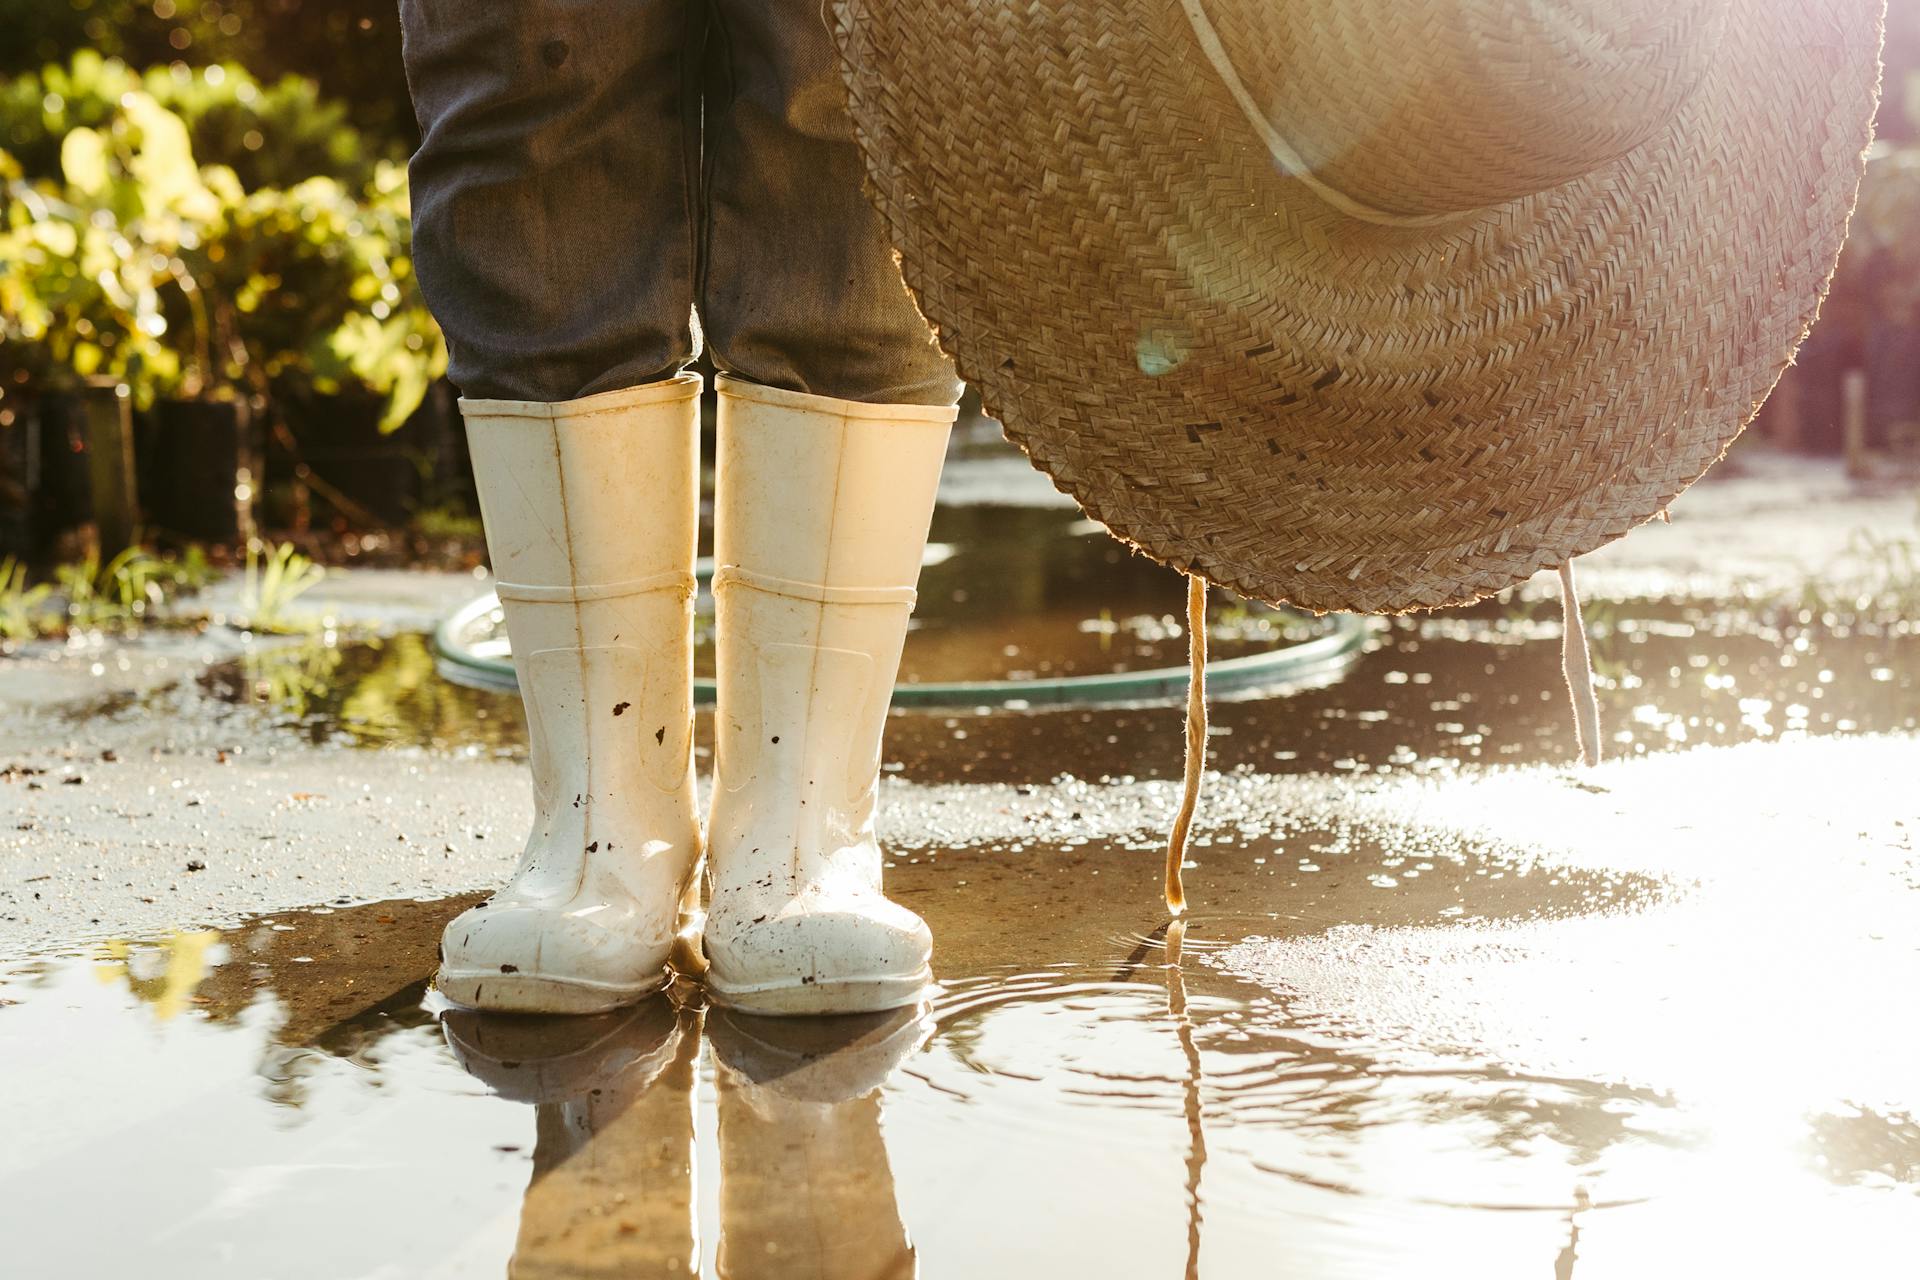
[
  {"left": 709, "top": 1005, "right": 931, "bottom": 1280},
  {"left": 443, "top": 1001, "right": 699, "bottom": 1279}
]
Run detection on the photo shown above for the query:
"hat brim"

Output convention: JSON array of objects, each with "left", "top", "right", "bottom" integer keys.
[{"left": 832, "top": 0, "right": 1881, "bottom": 612}]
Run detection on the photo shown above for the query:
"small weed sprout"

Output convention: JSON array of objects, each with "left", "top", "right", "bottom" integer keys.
[
  {"left": 1843, "top": 526, "right": 1920, "bottom": 613},
  {"left": 160, "top": 545, "right": 216, "bottom": 594},
  {"left": 0, "top": 557, "right": 54, "bottom": 642},
  {"left": 56, "top": 549, "right": 170, "bottom": 633},
  {"left": 241, "top": 540, "right": 327, "bottom": 633},
  {"left": 56, "top": 553, "right": 109, "bottom": 632},
  {"left": 1804, "top": 500, "right": 1920, "bottom": 617},
  {"left": 2, "top": 544, "right": 222, "bottom": 642},
  {"left": 102, "top": 548, "right": 168, "bottom": 622}
]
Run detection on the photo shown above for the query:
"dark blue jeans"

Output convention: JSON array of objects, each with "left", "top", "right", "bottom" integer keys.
[{"left": 399, "top": 0, "right": 960, "bottom": 407}]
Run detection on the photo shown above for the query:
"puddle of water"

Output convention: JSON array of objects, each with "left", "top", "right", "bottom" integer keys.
[
  {"left": 439, "top": 506, "right": 1332, "bottom": 686},
  {"left": 11, "top": 497, "right": 1919, "bottom": 1274},
  {"left": 883, "top": 594, "right": 1920, "bottom": 786},
  {"left": 199, "top": 631, "right": 530, "bottom": 754},
  {"left": 905, "top": 506, "right": 1330, "bottom": 680},
  {"left": 4, "top": 780, "right": 1916, "bottom": 1278},
  {"left": 82, "top": 506, "right": 1321, "bottom": 751},
  {"left": 69, "top": 522, "right": 1919, "bottom": 783}
]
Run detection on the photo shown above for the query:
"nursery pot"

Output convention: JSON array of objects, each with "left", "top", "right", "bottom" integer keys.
[
  {"left": 138, "top": 398, "right": 258, "bottom": 545},
  {"left": 276, "top": 391, "right": 419, "bottom": 528},
  {"left": 11, "top": 393, "right": 93, "bottom": 562}
]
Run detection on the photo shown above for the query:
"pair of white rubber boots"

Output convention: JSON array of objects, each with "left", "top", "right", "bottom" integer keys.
[{"left": 436, "top": 373, "right": 952, "bottom": 1017}]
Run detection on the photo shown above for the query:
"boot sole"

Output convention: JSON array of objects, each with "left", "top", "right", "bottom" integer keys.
[
  {"left": 436, "top": 967, "right": 666, "bottom": 1015},
  {"left": 704, "top": 965, "right": 932, "bottom": 1017}
]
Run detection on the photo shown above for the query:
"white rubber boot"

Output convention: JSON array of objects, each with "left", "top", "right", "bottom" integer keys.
[
  {"left": 438, "top": 375, "right": 703, "bottom": 1014},
  {"left": 704, "top": 375, "right": 955, "bottom": 1015}
]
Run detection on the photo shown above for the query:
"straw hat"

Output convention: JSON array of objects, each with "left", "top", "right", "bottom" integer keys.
[{"left": 831, "top": 0, "right": 1884, "bottom": 613}]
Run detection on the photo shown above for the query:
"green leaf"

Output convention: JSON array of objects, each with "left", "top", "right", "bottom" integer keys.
[
  {"left": 123, "top": 93, "right": 214, "bottom": 217},
  {"left": 31, "top": 218, "right": 78, "bottom": 259},
  {"left": 377, "top": 363, "right": 428, "bottom": 432},
  {"left": 60, "top": 127, "right": 110, "bottom": 195}
]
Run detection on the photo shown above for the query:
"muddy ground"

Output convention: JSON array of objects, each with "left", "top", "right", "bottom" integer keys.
[
  {"left": 2, "top": 447, "right": 1913, "bottom": 955},
  {"left": 1, "top": 444, "right": 1918, "bottom": 1278}
]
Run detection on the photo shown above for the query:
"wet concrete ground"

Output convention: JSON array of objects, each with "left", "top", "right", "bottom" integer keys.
[{"left": 2, "top": 446, "right": 1919, "bottom": 1276}]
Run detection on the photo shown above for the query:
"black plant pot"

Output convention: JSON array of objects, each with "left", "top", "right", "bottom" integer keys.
[
  {"left": 15, "top": 393, "right": 93, "bottom": 561},
  {"left": 410, "top": 378, "right": 476, "bottom": 516},
  {"left": 137, "top": 398, "right": 258, "bottom": 545},
  {"left": 0, "top": 401, "right": 34, "bottom": 562},
  {"left": 274, "top": 390, "right": 421, "bottom": 528}
]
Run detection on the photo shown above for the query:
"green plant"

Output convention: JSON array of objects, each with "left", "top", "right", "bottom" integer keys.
[
  {"left": 54, "top": 546, "right": 170, "bottom": 631},
  {"left": 0, "top": 84, "right": 224, "bottom": 401},
  {"left": 240, "top": 539, "right": 326, "bottom": 632},
  {"left": 0, "top": 0, "right": 418, "bottom": 152},
  {"left": 185, "top": 162, "right": 446, "bottom": 426},
  {"left": 101, "top": 546, "right": 170, "bottom": 619},
  {"left": 0, "top": 143, "right": 183, "bottom": 397},
  {"left": 55, "top": 551, "right": 114, "bottom": 630},
  {"left": 0, "top": 555, "right": 53, "bottom": 641},
  {"left": 2, "top": 81, "right": 444, "bottom": 426},
  {"left": 0, "top": 54, "right": 395, "bottom": 195},
  {"left": 148, "top": 64, "right": 391, "bottom": 194},
  {"left": 159, "top": 544, "right": 215, "bottom": 592},
  {"left": 1840, "top": 525, "right": 1920, "bottom": 614},
  {"left": 0, "top": 543, "right": 223, "bottom": 640}
]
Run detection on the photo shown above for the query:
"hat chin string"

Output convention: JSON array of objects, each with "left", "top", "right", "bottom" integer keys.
[
  {"left": 1176, "top": 0, "right": 1469, "bottom": 230},
  {"left": 1164, "top": 574, "right": 1209, "bottom": 915},
  {"left": 1160, "top": 559, "right": 1602, "bottom": 920}
]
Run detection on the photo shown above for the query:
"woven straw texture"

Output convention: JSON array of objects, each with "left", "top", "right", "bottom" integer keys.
[{"left": 832, "top": 0, "right": 1883, "bottom": 613}]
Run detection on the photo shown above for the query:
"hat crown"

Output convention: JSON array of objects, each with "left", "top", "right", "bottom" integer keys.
[{"left": 1196, "top": 0, "right": 1731, "bottom": 218}]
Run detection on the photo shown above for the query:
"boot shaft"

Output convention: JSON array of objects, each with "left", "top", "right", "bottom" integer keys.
[
  {"left": 708, "top": 378, "right": 954, "bottom": 879},
  {"left": 711, "top": 376, "right": 951, "bottom": 591},
  {"left": 439, "top": 378, "right": 705, "bottom": 1013},
  {"left": 464, "top": 374, "right": 702, "bottom": 592},
  {"left": 460, "top": 376, "right": 703, "bottom": 805}
]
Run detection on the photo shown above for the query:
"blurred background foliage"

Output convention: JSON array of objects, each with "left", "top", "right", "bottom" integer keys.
[
  {"left": 0, "top": 1, "right": 454, "bottom": 565},
  {"left": 0, "top": 0, "right": 415, "bottom": 149},
  {"left": 0, "top": 50, "right": 439, "bottom": 426},
  {"left": 2, "top": 53, "right": 395, "bottom": 193}
]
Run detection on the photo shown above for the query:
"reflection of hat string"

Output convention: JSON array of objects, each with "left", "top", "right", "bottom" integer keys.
[
  {"left": 1163, "top": 918, "right": 1207, "bottom": 1280},
  {"left": 1162, "top": 562, "right": 1602, "bottom": 914},
  {"left": 1559, "top": 561, "right": 1603, "bottom": 768}
]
